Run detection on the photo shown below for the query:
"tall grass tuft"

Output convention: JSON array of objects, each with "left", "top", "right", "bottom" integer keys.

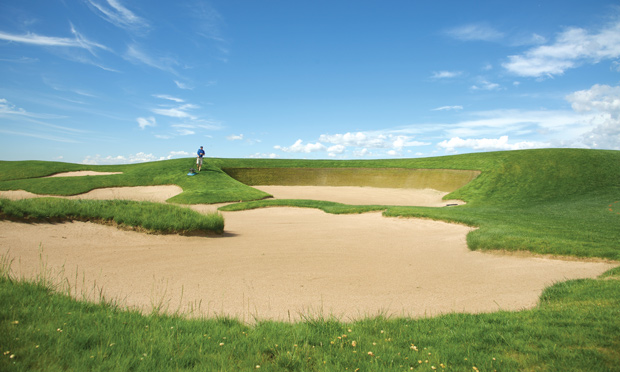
[{"left": 0, "top": 198, "right": 224, "bottom": 235}]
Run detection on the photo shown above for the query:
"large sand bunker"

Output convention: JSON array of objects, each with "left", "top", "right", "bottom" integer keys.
[{"left": 0, "top": 185, "right": 616, "bottom": 322}]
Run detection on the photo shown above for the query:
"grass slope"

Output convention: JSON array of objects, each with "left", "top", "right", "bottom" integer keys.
[{"left": 0, "top": 159, "right": 269, "bottom": 204}]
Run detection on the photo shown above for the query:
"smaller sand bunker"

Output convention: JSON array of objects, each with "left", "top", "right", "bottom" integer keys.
[
  {"left": 44, "top": 171, "right": 123, "bottom": 177},
  {"left": 254, "top": 185, "right": 465, "bottom": 207},
  {"left": 0, "top": 185, "right": 183, "bottom": 203}
]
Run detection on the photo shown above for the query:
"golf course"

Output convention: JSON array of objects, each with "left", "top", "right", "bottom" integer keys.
[{"left": 1, "top": 148, "right": 619, "bottom": 371}]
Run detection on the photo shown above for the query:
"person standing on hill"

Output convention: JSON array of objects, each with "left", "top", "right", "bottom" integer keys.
[{"left": 197, "top": 146, "right": 206, "bottom": 171}]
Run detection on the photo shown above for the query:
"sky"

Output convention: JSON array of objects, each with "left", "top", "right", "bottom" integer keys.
[{"left": 1, "top": 0, "right": 620, "bottom": 164}]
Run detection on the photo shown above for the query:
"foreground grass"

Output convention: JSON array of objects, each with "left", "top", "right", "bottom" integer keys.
[
  {"left": 1, "top": 267, "right": 619, "bottom": 371},
  {"left": 0, "top": 198, "right": 224, "bottom": 235}
]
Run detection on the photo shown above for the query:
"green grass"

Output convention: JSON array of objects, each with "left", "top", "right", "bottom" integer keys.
[
  {"left": 1, "top": 148, "right": 620, "bottom": 370},
  {"left": 0, "top": 160, "right": 269, "bottom": 204},
  {"left": 219, "top": 199, "right": 388, "bottom": 214},
  {"left": 0, "top": 198, "right": 224, "bottom": 235}
]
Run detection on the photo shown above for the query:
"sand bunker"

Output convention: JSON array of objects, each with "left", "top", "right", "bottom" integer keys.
[
  {"left": 0, "top": 185, "right": 616, "bottom": 322},
  {"left": 44, "top": 171, "right": 123, "bottom": 177},
  {"left": 0, "top": 185, "right": 183, "bottom": 203},
  {"left": 254, "top": 185, "right": 465, "bottom": 206}
]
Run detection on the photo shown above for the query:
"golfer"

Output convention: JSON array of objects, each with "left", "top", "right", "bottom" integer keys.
[{"left": 197, "top": 146, "right": 205, "bottom": 171}]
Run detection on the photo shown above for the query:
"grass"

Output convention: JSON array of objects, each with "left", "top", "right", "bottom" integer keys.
[
  {"left": 0, "top": 160, "right": 269, "bottom": 204},
  {"left": 0, "top": 198, "right": 224, "bottom": 235},
  {"left": 1, "top": 148, "right": 620, "bottom": 370}
]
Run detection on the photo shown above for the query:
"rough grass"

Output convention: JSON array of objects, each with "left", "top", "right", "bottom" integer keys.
[{"left": 0, "top": 198, "right": 224, "bottom": 235}]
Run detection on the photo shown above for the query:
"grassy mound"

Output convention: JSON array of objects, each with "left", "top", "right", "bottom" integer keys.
[{"left": 0, "top": 198, "right": 224, "bottom": 235}]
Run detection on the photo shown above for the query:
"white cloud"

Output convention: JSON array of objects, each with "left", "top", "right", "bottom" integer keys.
[
  {"left": 153, "top": 94, "right": 184, "bottom": 103},
  {"left": 82, "top": 151, "right": 188, "bottom": 165},
  {"left": 446, "top": 23, "right": 504, "bottom": 42},
  {"left": 432, "top": 105, "right": 463, "bottom": 111},
  {"left": 125, "top": 44, "right": 178, "bottom": 74},
  {"left": 566, "top": 84, "right": 620, "bottom": 149},
  {"left": 0, "top": 29, "right": 109, "bottom": 51},
  {"left": 327, "top": 144, "right": 346, "bottom": 154},
  {"left": 86, "top": 0, "right": 149, "bottom": 34},
  {"left": 438, "top": 135, "right": 550, "bottom": 152},
  {"left": 174, "top": 80, "right": 193, "bottom": 90},
  {"left": 166, "top": 150, "right": 189, "bottom": 159},
  {"left": 136, "top": 116, "right": 156, "bottom": 129},
  {"left": 274, "top": 139, "right": 326, "bottom": 153},
  {"left": 172, "top": 121, "right": 221, "bottom": 131},
  {"left": 471, "top": 79, "right": 500, "bottom": 91},
  {"left": 226, "top": 134, "right": 244, "bottom": 141},
  {"left": 566, "top": 84, "right": 620, "bottom": 113},
  {"left": 249, "top": 152, "right": 279, "bottom": 159},
  {"left": 151, "top": 104, "right": 198, "bottom": 119},
  {"left": 503, "top": 20, "right": 620, "bottom": 77},
  {"left": 319, "top": 132, "right": 429, "bottom": 150},
  {"left": 353, "top": 148, "right": 370, "bottom": 157},
  {"left": 175, "top": 129, "right": 195, "bottom": 136},
  {"left": 0, "top": 98, "right": 73, "bottom": 122},
  {"left": 431, "top": 71, "right": 462, "bottom": 79}
]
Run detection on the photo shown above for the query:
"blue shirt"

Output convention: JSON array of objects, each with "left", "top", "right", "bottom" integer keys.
[{"left": 197, "top": 148, "right": 205, "bottom": 158}]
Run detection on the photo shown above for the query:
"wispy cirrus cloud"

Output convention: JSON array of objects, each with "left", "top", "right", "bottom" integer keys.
[
  {"left": 0, "top": 98, "right": 65, "bottom": 119},
  {"left": 86, "top": 0, "right": 149, "bottom": 34},
  {"left": 174, "top": 80, "right": 193, "bottom": 90},
  {"left": 445, "top": 23, "right": 504, "bottom": 42},
  {"left": 503, "top": 19, "right": 620, "bottom": 77},
  {"left": 151, "top": 103, "right": 198, "bottom": 119},
  {"left": 153, "top": 94, "right": 184, "bottom": 103},
  {"left": 125, "top": 44, "right": 179, "bottom": 74},
  {"left": 0, "top": 29, "right": 109, "bottom": 51},
  {"left": 0, "top": 25, "right": 117, "bottom": 70},
  {"left": 432, "top": 105, "right": 463, "bottom": 111}
]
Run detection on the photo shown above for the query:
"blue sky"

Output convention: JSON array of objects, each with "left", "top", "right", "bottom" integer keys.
[{"left": 1, "top": 0, "right": 619, "bottom": 164}]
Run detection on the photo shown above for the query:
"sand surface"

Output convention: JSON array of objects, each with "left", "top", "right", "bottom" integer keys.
[
  {"left": 254, "top": 185, "right": 465, "bottom": 206},
  {"left": 1, "top": 185, "right": 616, "bottom": 322},
  {"left": 44, "top": 171, "right": 123, "bottom": 177},
  {"left": 0, "top": 185, "right": 183, "bottom": 203}
]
